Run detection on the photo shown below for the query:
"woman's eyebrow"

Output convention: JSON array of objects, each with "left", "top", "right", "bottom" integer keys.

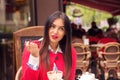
[{"left": 52, "top": 23, "right": 64, "bottom": 27}]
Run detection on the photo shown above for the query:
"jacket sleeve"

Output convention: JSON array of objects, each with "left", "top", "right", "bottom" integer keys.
[
  {"left": 68, "top": 47, "right": 77, "bottom": 80},
  {"left": 21, "top": 40, "right": 40, "bottom": 80}
]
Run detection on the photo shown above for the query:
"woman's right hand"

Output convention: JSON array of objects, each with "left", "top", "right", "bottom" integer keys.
[{"left": 25, "top": 41, "right": 40, "bottom": 57}]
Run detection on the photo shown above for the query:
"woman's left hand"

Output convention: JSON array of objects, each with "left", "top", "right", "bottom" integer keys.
[{"left": 25, "top": 41, "right": 40, "bottom": 57}]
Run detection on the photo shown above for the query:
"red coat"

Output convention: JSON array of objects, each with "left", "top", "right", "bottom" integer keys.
[{"left": 21, "top": 41, "right": 76, "bottom": 80}]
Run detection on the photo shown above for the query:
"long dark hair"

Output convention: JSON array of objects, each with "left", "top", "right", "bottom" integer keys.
[{"left": 39, "top": 11, "right": 72, "bottom": 79}]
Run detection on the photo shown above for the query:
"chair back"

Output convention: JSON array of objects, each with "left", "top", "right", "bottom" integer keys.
[
  {"left": 15, "top": 66, "right": 22, "bottom": 80},
  {"left": 98, "top": 42, "right": 120, "bottom": 79},
  {"left": 72, "top": 43, "right": 91, "bottom": 72},
  {"left": 13, "top": 26, "right": 44, "bottom": 71},
  {"left": 102, "top": 42, "right": 120, "bottom": 61},
  {"left": 72, "top": 43, "right": 90, "bottom": 61}
]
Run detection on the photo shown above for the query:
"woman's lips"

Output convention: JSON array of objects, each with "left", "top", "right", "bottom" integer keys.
[{"left": 51, "top": 35, "right": 58, "bottom": 39}]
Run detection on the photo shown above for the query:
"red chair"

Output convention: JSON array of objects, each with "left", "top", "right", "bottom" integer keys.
[
  {"left": 89, "top": 36, "right": 99, "bottom": 44},
  {"left": 89, "top": 36, "right": 99, "bottom": 59},
  {"left": 98, "top": 37, "right": 117, "bottom": 44}
]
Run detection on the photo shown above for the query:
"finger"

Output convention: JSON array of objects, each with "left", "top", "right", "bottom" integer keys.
[
  {"left": 25, "top": 41, "right": 29, "bottom": 46},
  {"left": 30, "top": 42, "right": 38, "bottom": 48},
  {"left": 29, "top": 43, "right": 37, "bottom": 52}
]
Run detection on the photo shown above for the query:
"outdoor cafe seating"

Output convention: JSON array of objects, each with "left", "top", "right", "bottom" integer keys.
[
  {"left": 14, "top": 26, "right": 44, "bottom": 80},
  {"left": 73, "top": 37, "right": 120, "bottom": 80},
  {"left": 72, "top": 43, "right": 91, "bottom": 73},
  {"left": 97, "top": 42, "right": 120, "bottom": 80}
]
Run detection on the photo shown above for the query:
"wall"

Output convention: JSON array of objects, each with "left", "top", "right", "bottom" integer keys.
[
  {"left": 35, "top": 0, "right": 63, "bottom": 26},
  {"left": 0, "top": 0, "right": 5, "bottom": 24}
]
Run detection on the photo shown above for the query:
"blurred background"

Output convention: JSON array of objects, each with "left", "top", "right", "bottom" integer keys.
[{"left": 0, "top": 0, "right": 120, "bottom": 80}]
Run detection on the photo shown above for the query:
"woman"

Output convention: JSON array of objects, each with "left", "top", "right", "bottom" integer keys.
[{"left": 21, "top": 11, "right": 76, "bottom": 80}]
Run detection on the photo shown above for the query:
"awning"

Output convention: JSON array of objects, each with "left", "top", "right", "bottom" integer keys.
[{"left": 70, "top": 0, "right": 120, "bottom": 16}]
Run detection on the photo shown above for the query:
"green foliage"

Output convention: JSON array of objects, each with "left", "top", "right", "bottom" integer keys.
[
  {"left": 66, "top": 2, "right": 112, "bottom": 26},
  {"left": 107, "top": 17, "right": 118, "bottom": 26},
  {"left": 102, "top": 26, "right": 108, "bottom": 32},
  {"left": 0, "top": 24, "right": 12, "bottom": 33}
]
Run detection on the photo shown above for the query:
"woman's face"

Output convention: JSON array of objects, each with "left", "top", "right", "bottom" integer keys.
[{"left": 49, "top": 18, "right": 65, "bottom": 44}]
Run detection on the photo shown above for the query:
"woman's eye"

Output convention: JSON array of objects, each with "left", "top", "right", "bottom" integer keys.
[
  {"left": 59, "top": 27, "right": 65, "bottom": 31},
  {"left": 51, "top": 24, "right": 56, "bottom": 28}
]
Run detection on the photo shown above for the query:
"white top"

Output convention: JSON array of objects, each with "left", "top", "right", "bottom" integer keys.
[{"left": 79, "top": 72, "right": 98, "bottom": 80}]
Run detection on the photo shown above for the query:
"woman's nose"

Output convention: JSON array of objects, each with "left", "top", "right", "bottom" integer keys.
[{"left": 54, "top": 28, "right": 58, "bottom": 33}]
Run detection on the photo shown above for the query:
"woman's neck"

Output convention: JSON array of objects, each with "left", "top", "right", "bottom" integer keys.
[{"left": 50, "top": 42, "right": 58, "bottom": 52}]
